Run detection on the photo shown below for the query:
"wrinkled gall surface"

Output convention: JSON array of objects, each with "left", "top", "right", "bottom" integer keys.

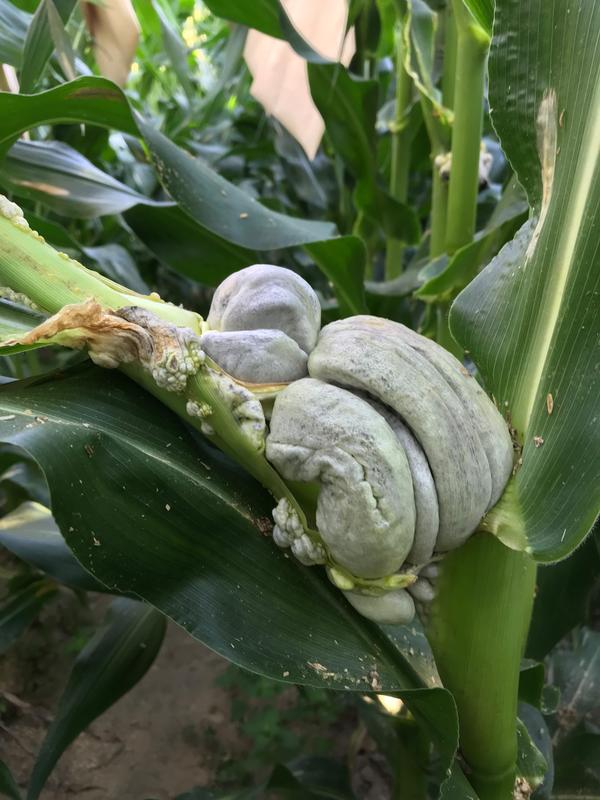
[
  {"left": 201, "top": 329, "right": 308, "bottom": 384},
  {"left": 204, "top": 264, "right": 321, "bottom": 385},
  {"left": 3, "top": 254, "right": 513, "bottom": 627},
  {"left": 267, "top": 379, "right": 417, "bottom": 579},
  {"left": 202, "top": 266, "right": 514, "bottom": 625}
]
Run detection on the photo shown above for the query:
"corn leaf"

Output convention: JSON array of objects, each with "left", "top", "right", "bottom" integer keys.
[
  {"left": 0, "top": 364, "right": 439, "bottom": 692},
  {"left": 0, "top": 576, "right": 57, "bottom": 655},
  {"left": 450, "top": 0, "right": 600, "bottom": 559},
  {"left": 308, "top": 63, "right": 420, "bottom": 243},
  {"left": 0, "top": 502, "right": 112, "bottom": 593},
  {"left": 0, "top": 77, "right": 367, "bottom": 314},
  {"left": 0, "top": 759, "right": 21, "bottom": 800},
  {"left": 201, "top": 0, "right": 334, "bottom": 63},
  {"left": 151, "top": 0, "right": 195, "bottom": 100},
  {"left": 202, "top": 0, "right": 282, "bottom": 38},
  {"left": 0, "top": 301, "right": 45, "bottom": 349},
  {"left": 19, "top": 0, "right": 78, "bottom": 93},
  {"left": 0, "top": 0, "right": 31, "bottom": 68},
  {"left": 416, "top": 179, "right": 529, "bottom": 301},
  {"left": 123, "top": 204, "right": 258, "bottom": 286},
  {"left": 459, "top": 0, "right": 493, "bottom": 35},
  {"left": 517, "top": 707, "right": 552, "bottom": 793},
  {"left": 402, "top": 0, "right": 450, "bottom": 150},
  {"left": 0, "top": 364, "right": 465, "bottom": 796},
  {"left": 26, "top": 597, "right": 166, "bottom": 800},
  {"left": 526, "top": 528, "right": 600, "bottom": 660},
  {"left": 4, "top": 180, "right": 254, "bottom": 290},
  {"left": 0, "top": 140, "right": 167, "bottom": 218}
]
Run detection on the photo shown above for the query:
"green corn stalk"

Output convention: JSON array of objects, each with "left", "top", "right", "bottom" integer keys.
[{"left": 0, "top": 207, "right": 302, "bottom": 524}]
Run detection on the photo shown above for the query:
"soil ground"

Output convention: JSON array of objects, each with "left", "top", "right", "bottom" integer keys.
[
  {"left": 0, "top": 589, "right": 392, "bottom": 800},
  {"left": 1, "top": 592, "right": 238, "bottom": 799}
]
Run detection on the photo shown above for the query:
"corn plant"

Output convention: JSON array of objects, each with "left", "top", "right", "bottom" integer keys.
[{"left": 0, "top": 1, "right": 598, "bottom": 799}]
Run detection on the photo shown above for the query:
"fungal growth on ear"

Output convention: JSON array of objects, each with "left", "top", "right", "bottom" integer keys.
[
  {"left": 0, "top": 227, "right": 513, "bottom": 625},
  {"left": 201, "top": 329, "right": 308, "bottom": 384},
  {"left": 266, "top": 378, "right": 417, "bottom": 579},
  {"left": 263, "top": 313, "right": 513, "bottom": 625},
  {"left": 197, "top": 267, "right": 513, "bottom": 625},
  {"left": 307, "top": 316, "right": 513, "bottom": 551},
  {"left": 206, "top": 264, "right": 321, "bottom": 352},
  {"left": 202, "top": 264, "right": 321, "bottom": 384}
]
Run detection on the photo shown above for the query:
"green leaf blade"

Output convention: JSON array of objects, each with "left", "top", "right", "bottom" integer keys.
[
  {"left": 0, "top": 365, "right": 462, "bottom": 792},
  {"left": 0, "top": 577, "right": 57, "bottom": 655},
  {"left": 308, "top": 64, "right": 378, "bottom": 186},
  {"left": 202, "top": 0, "right": 281, "bottom": 37},
  {"left": 124, "top": 204, "right": 258, "bottom": 287},
  {"left": 526, "top": 528, "right": 600, "bottom": 660},
  {"left": 0, "top": 502, "right": 112, "bottom": 593},
  {"left": 152, "top": 0, "right": 195, "bottom": 100},
  {"left": 0, "top": 140, "right": 166, "bottom": 219},
  {"left": 27, "top": 597, "right": 166, "bottom": 800},
  {"left": 0, "top": 366, "right": 427, "bottom": 692},
  {"left": 450, "top": 0, "right": 600, "bottom": 559},
  {"left": 0, "top": 300, "right": 45, "bottom": 349},
  {"left": 460, "top": 0, "right": 493, "bottom": 36},
  {"left": 0, "top": 79, "right": 139, "bottom": 153},
  {"left": 0, "top": 77, "right": 366, "bottom": 313},
  {"left": 19, "top": 0, "right": 78, "bottom": 93},
  {"left": 0, "top": 759, "right": 21, "bottom": 800},
  {"left": 0, "top": 0, "right": 31, "bottom": 68}
]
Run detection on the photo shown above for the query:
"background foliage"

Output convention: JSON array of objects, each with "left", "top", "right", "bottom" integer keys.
[{"left": 0, "top": 0, "right": 598, "bottom": 798}]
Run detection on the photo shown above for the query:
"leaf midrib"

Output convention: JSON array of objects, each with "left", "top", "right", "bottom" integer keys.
[{"left": 516, "top": 71, "right": 600, "bottom": 433}]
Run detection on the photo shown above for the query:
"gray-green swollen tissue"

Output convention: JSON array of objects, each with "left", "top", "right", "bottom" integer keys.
[
  {"left": 0, "top": 232, "right": 514, "bottom": 627},
  {"left": 267, "top": 379, "right": 416, "bottom": 579},
  {"left": 201, "top": 329, "right": 308, "bottom": 384},
  {"left": 263, "top": 314, "right": 513, "bottom": 625},
  {"left": 201, "top": 267, "right": 513, "bottom": 625},
  {"left": 207, "top": 264, "right": 321, "bottom": 352},
  {"left": 205, "top": 264, "right": 320, "bottom": 384}
]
